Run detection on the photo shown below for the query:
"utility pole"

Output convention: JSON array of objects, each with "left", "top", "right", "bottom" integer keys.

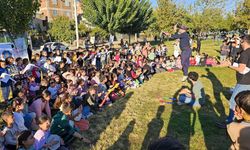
[{"left": 74, "top": 0, "right": 79, "bottom": 48}]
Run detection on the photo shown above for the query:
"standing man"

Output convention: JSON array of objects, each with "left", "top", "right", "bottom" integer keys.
[
  {"left": 27, "top": 45, "right": 32, "bottom": 61},
  {"left": 197, "top": 36, "right": 201, "bottom": 54},
  {"left": 218, "top": 35, "right": 250, "bottom": 128},
  {"left": 165, "top": 25, "right": 192, "bottom": 81}
]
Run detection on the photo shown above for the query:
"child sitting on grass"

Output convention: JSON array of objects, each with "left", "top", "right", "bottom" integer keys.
[
  {"left": 17, "top": 130, "right": 35, "bottom": 150},
  {"left": 227, "top": 91, "right": 250, "bottom": 150},
  {"left": 29, "top": 90, "right": 52, "bottom": 119},
  {"left": 50, "top": 102, "right": 91, "bottom": 145},
  {"left": 1, "top": 110, "right": 22, "bottom": 150},
  {"left": 177, "top": 72, "right": 206, "bottom": 107},
  {"left": 12, "top": 97, "right": 35, "bottom": 131},
  {"left": 34, "top": 115, "right": 66, "bottom": 150}
]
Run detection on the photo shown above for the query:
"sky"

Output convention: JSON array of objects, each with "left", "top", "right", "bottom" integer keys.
[{"left": 150, "top": 0, "right": 238, "bottom": 12}]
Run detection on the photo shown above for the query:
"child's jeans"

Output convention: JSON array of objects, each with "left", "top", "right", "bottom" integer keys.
[
  {"left": 82, "top": 106, "right": 93, "bottom": 119},
  {"left": 179, "top": 94, "right": 200, "bottom": 107},
  {"left": 1, "top": 86, "right": 10, "bottom": 101}
]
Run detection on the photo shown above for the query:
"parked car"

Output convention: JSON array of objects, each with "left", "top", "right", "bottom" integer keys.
[
  {"left": 0, "top": 43, "right": 15, "bottom": 59},
  {"left": 40, "top": 42, "right": 68, "bottom": 52}
]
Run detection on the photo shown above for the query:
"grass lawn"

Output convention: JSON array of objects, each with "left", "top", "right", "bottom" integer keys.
[
  {"left": 0, "top": 39, "right": 231, "bottom": 149},
  {"left": 74, "top": 67, "right": 235, "bottom": 150},
  {"left": 150, "top": 39, "right": 222, "bottom": 57}
]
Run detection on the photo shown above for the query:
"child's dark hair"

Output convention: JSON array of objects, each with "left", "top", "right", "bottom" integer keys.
[
  {"left": 235, "top": 91, "right": 250, "bottom": 114},
  {"left": 99, "top": 75, "right": 107, "bottom": 83},
  {"left": 88, "top": 85, "right": 97, "bottom": 92},
  {"left": 1, "top": 110, "right": 13, "bottom": 124},
  {"left": 188, "top": 72, "right": 199, "bottom": 81},
  {"left": 148, "top": 136, "right": 185, "bottom": 150},
  {"left": 37, "top": 115, "right": 51, "bottom": 125},
  {"left": 17, "top": 130, "right": 32, "bottom": 149},
  {"left": 61, "top": 102, "right": 75, "bottom": 114},
  {"left": 12, "top": 97, "right": 24, "bottom": 111},
  {"left": 42, "top": 89, "right": 51, "bottom": 97}
]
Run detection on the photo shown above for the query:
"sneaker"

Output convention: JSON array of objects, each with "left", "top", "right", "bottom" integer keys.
[
  {"left": 182, "top": 76, "right": 188, "bottom": 82},
  {"left": 85, "top": 112, "right": 93, "bottom": 119}
]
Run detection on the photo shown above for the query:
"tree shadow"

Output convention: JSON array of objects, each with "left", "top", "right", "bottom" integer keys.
[
  {"left": 215, "top": 49, "right": 221, "bottom": 55},
  {"left": 197, "top": 94, "right": 230, "bottom": 149},
  {"left": 166, "top": 86, "right": 196, "bottom": 149},
  {"left": 107, "top": 119, "right": 136, "bottom": 150},
  {"left": 73, "top": 92, "right": 134, "bottom": 148},
  {"left": 141, "top": 105, "right": 165, "bottom": 150},
  {"left": 201, "top": 68, "right": 227, "bottom": 119}
]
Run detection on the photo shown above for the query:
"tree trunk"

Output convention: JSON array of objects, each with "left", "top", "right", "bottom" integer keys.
[
  {"left": 129, "top": 33, "right": 131, "bottom": 45},
  {"left": 28, "top": 34, "right": 33, "bottom": 50},
  {"left": 134, "top": 33, "right": 137, "bottom": 42}
]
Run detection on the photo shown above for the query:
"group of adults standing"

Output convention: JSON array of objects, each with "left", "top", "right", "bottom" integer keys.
[{"left": 222, "top": 34, "right": 250, "bottom": 126}]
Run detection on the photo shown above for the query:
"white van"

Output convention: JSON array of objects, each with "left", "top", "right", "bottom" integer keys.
[{"left": 0, "top": 43, "right": 15, "bottom": 59}]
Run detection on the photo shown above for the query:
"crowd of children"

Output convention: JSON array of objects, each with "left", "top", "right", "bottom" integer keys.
[
  {"left": 0, "top": 39, "right": 230, "bottom": 149},
  {"left": 0, "top": 41, "right": 181, "bottom": 149}
]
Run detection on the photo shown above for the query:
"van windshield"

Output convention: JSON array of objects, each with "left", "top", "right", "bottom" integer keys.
[{"left": 0, "top": 44, "right": 14, "bottom": 49}]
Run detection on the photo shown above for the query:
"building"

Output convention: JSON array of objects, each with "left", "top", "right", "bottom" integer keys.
[{"left": 38, "top": 0, "right": 83, "bottom": 22}]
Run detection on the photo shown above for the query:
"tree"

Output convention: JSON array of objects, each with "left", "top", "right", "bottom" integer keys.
[
  {"left": 155, "top": 0, "right": 186, "bottom": 33},
  {"left": 0, "top": 0, "right": 40, "bottom": 40},
  {"left": 90, "top": 27, "right": 109, "bottom": 38},
  {"left": 48, "top": 16, "right": 75, "bottom": 43},
  {"left": 183, "top": 0, "right": 227, "bottom": 34},
  {"left": 234, "top": 0, "right": 250, "bottom": 33},
  {"left": 81, "top": 0, "right": 154, "bottom": 34},
  {"left": 78, "top": 23, "right": 92, "bottom": 37},
  {"left": 218, "top": 13, "right": 235, "bottom": 32}
]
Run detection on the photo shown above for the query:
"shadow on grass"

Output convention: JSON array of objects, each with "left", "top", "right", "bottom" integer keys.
[
  {"left": 198, "top": 94, "right": 231, "bottom": 149},
  {"left": 79, "top": 92, "right": 134, "bottom": 147},
  {"left": 107, "top": 119, "right": 136, "bottom": 150},
  {"left": 141, "top": 106, "right": 165, "bottom": 150},
  {"left": 166, "top": 86, "right": 196, "bottom": 149},
  {"left": 166, "top": 85, "right": 230, "bottom": 149},
  {"left": 215, "top": 49, "right": 221, "bottom": 55},
  {"left": 201, "top": 68, "right": 227, "bottom": 119}
]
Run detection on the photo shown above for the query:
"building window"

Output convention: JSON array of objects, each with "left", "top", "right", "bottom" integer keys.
[
  {"left": 65, "top": 0, "right": 70, "bottom": 7},
  {"left": 53, "top": 10, "right": 57, "bottom": 16},
  {"left": 52, "top": 0, "right": 57, "bottom": 5},
  {"left": 65, "top": 12, "right": 71, "bottom": 17}
]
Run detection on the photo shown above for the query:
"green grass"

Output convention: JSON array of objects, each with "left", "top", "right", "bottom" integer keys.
[
  {"left": 74, "top": 67, "right": 235, "bottom": 150},
  {"left": 150, "top": 39, "right": 222, "bottom": 57},
  {"left": 0, "top": 39, "right": 230, "bottom": 149}
]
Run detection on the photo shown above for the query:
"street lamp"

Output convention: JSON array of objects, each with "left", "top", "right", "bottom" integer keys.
[
  {"left": 74, "top": 0, "right": 79, "bottom": 49},
  {"left": 129, "top": 24, "right": 132, "bottom": 44}
]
